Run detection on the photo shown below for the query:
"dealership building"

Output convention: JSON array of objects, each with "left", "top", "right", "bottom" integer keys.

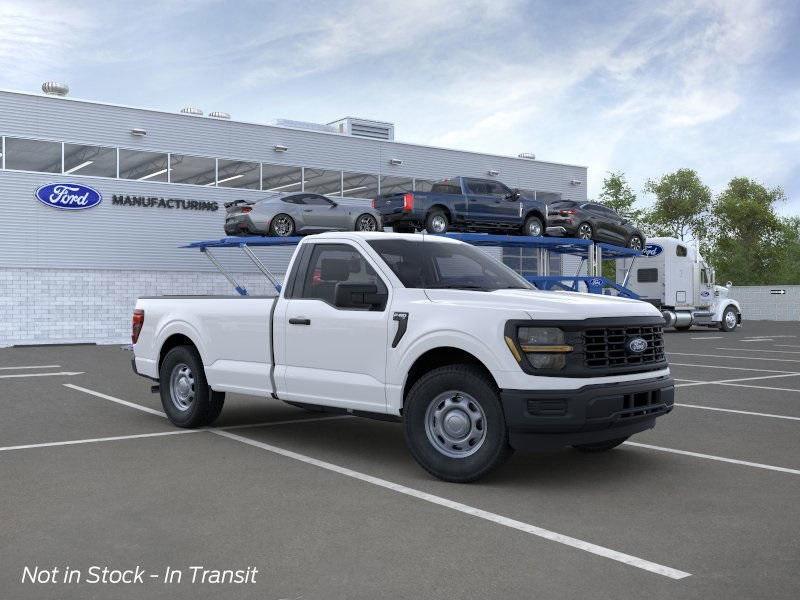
[{"left": 0, "top": 85, "right": 589, "bottom": 346}]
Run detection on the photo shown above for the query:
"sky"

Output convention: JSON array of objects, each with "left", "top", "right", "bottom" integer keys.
[{"left": 1, "top": 0, "right": 799, "bottom": 213}]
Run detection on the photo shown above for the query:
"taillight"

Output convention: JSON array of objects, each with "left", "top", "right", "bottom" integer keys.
[
  {"left": 560, "top": 209, "right": 576, "bottom": 215},
  {"left": 402, "top": 193, "right": 414, "bottom": 211},
  {"left": 132, "top": 309, "right": 144, "bottom": 345},
  {"left": 241, "top": 207, "right": 252, "bottom": 213}
]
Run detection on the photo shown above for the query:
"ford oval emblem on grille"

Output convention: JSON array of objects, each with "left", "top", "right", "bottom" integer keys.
[{"left": 626, "top": 337, "right": 648, "bottom": 354}]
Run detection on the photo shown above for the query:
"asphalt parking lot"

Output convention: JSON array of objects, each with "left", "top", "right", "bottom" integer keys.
[{"left": 2, "top": 321, "right": 799, "bottom": 599}]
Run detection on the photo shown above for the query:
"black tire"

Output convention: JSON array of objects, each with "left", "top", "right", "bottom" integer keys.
[
  {"left": 627, "top": 235, "right": 644, "bottom": 251},
  {"left": 403, "top": 365, "right": 513, "bottom": 483},
  {"left": 720, "top": 306, "right": 738, "bottom": 332},
  {"left": 522, "top": 215, "right": 544, "bottom": 237},
  {"left": 159, "top": 345, "right": 225, "bottom": 428},
  {"left": 392, "top": 224, "right": 416, "bottom": 234},
  {"left": 355, "top": 213, "right": 379, "bottom": 231},
  {"left": 269, "top": 214, "right": 295, "bottom": 237},
  {"left": 573, "top": 437, "right": 629, "bottom": 453},
  {"left": 576, "top": 222, "right": 593, "bottom": 240},
  {"left": 425, "top": 209, "right": 449, "bottom": 234}
]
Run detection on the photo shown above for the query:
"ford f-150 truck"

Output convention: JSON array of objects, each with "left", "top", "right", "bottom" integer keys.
[
  {"left": 131, "top": 232, "right": 674, "bottom": 482},
  {"left": 373, "top": 177, "right": 550, "bottom": 237}
]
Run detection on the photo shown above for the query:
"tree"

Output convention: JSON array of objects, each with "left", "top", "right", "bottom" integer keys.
[
  {"left": 598, "top": 171, "right": 641, "bottom": 221},
  {"left": 642, "top": 169, "right": 711, "bottom": 241},
  {"left": 708, "top": 178, "right": 787, "bottom": 285}
]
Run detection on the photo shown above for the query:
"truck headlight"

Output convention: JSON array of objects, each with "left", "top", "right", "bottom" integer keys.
[{"left": 505, "top": 326, "right": 572, "bottom": 370}]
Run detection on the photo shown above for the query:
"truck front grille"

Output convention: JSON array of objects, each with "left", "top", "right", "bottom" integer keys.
[{"left": 583, "top": 325, "right": 665, "bottom": 369}]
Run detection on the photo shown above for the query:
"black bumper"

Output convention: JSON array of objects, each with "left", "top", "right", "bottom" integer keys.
[{"left": 500, "top": 375, "right": 674, "bottom": 451}]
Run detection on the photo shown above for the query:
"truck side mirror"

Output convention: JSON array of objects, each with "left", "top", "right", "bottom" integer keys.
[
  {"left": 505, "top": 189, "right": 520, "bottom": 201},
  {"left": 334, "top": 282, "right": 387, "bottom": 310}
]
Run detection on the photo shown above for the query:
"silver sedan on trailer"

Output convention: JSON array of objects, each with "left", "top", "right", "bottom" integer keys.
[{"left": 224, "top": 192, "right": 382, "bottom": 237}]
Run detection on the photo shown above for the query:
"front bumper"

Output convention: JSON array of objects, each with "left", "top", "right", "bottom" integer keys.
[{"left": 500, "top": 374, "right": 674, "bottom": 450}]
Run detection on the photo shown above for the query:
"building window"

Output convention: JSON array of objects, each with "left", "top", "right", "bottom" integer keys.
[
  {"left": 637, "top": 268, "right": 659, "bottom": 283},
  {"left": 217, "top": 159, "right": 260, "bottom": 189},
  {"left": 262, "top": 164, "right": 302, "bottom": 192},
  {"left": 170, "top": 154, "right": 216, "bottom": 186},
  {"left": 341, "top": 172, "right": 379, "bottom": 198},
  {"left": 379, "top": 175, "right": 413, "bottom": 195},
  {"left": 4, "top": 137, "right": 61, "bottom": 173},
  {"left": 119, "top": 149, "right": 169, "bottom": 182},
  {"left": 304, "top": 168, "right": 342, "bottom": 196},
  {"left": 414, "top": 178, "right": 435, "bottom": 192},
  {"left": 63, "top": 144, "right": 117, "bottom": 177}
]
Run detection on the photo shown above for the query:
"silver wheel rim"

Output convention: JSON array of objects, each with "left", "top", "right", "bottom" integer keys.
[
  {"left": 725, "top": 310, "right": 737, "bottom": 329},
  {"left": 430, "top": 215, "right": 447, "bottom": 233},
  {"left": 629, "top": 237, "right": 642, "bottom": 250},
  {"left": 527, "top": 220, "right": 542, "bottom": 236},
  {"left": 272, "top": 215, "right": 292, "bottom": 236},
  {"left": 357, "top": 215, "right": 377, "bottom": 231},
  {"left": 424, "top": 390, "right": 486, "bottom": 458},
  {"left": 169, "top": 363, "right": 195, "bottom": 411},
  {"left": 578, "top": 224, "right": 592, "bottom": 239}
]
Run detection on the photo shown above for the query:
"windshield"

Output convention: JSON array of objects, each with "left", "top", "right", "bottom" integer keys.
[{"left": 367, "top": 239, "right": 534, "bottom": 292}]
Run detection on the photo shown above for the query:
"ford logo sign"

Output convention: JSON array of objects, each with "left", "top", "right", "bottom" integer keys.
[
  {"left": 641, "top": 244, "right": 663, "bottom": 257},
  {"left": 35, "top": 183, "right": 102, "bottom": 210},
  {"left": 626, "top": 337, "right": 648, "bottom": 354},
  {"left": 588, "top": 277, "right": 604, "bottom": 287}
]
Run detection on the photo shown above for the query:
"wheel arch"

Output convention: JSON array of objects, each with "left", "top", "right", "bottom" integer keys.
[
  {"left": 158, "top": 331, "right": 203, "bottom": 372},
  {"left": 427, "top": 203, "right": 453, "bottom": 222}
]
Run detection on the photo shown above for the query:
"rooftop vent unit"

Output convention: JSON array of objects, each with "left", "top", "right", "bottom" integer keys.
[
  {"left": 180, "top": 106, "right": 203, "bottom": 116},
  {"left": 518, "top": 152, "right": 536, "bottom": 160},
  {"left": 269, "top": 119, "right": 337, "bottom": 134},
  {"left": 208, "top": 111, "right": 231, "bottom": 119},
  {"left": 42, "top": 82, "right": 69, "bottom": 96},
  {"left": 328, "top": 117, "right": 394, "bottom": 141}
]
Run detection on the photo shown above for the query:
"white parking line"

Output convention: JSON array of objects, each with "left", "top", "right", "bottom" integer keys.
[
  {"left": 738, "top": 339, "right": 773, "bottom": 342},
  {"left": 716, "top": 347, "right": 800, "bottom": 354},
  {"left": 64, "top": 383, "right": 167, "bottom": 417},
  {"left": 624, "top": 442, "right": 800, "bottom": 476},
  {"left": 668, "top": 352, "right": 800, "bottom": 363},
  {"left": 670, "top": 362, "right": 799, "bottom": 374},
  {"left": 776, "top": 344, "right": 800, "bottom": 349},
  {"left": 212, "top": 429, "right": 690, "bottom": 579},
  {"left": 0, "top": 430, "right": 198, "bottom": 453},
  {"left": 717, "top": 382, "right": 800, "bottom": 394},
  {"left": 675, "top": 403, "right": 800, "bottom": 421},
  {"left": 676, "top": 373, "right": 800, "bottom": 387},
  {"left": 0, "top": 364, "right": 61, "bottom": 370},
  {"left": 689, "top": 336, "right": 724, "bottom": 340},
  {"left": 0, "top": 371, "right": 84, "bottom": 379}
]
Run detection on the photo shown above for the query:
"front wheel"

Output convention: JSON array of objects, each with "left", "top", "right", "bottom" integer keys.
[
  {"left": 404, "top": 365, "right": 513, "bottom": 482},
  {"left": 576, "top": 222, "right": 593, "bottom": 240},
  {"left": 522, "top": 215, "right": 543, "bottom": 237},
  {"left": 355, "top": 213, "right": 379, "bottom": 231},
  {"left": 270, "top": 214, "right": 295, "bottom": 237},
  {"left": 159, "top": 346, "right": 225, "bottom": 428},
  {"left": 425, "top": 210, "right": 449, "bottom": 234},
  {"left": 720, "top": 306, "right": 738, "bottom": 332}
]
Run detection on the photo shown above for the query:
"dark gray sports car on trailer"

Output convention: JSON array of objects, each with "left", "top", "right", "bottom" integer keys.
[
  {"left": 546, "top": 200, "right": 645, "bottom": 249},
  {"left": 224, "top": 192, "right": 382, "bottom": 237}
]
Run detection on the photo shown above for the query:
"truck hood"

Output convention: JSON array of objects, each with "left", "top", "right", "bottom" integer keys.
[{"left": 424, "top": 288, "right": 663, "bottom": 320}]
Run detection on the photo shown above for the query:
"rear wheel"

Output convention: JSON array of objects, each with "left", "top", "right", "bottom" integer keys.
[
  {"left": 573, "top": 437, "right": 628, "bottom": 453},
  {"left": 720, "top": 306, "right": 738, "bottom": 332},
  {"left": 404, "top": 365, "right": 512, "bottom": 482},
  {"left": 425, "top": 210, "right": 449, "bottom": 234},
  {"left": 270, "top": 214, "right": 295, "bottom": 237},
  {"left": 355, "top": 213, "right": 379, "bottom": 231},
  {"left": 522, "top": 215, "right": 544, "bottom": 237},
  {"left": 159, "top": 346, "right": 224, "bottom": 428},
  {"left": 627, "top": 235, "right": 644, "bottom": 251},
  {"left": 577, "top": 222, "right": 593, "bottom": 240}
]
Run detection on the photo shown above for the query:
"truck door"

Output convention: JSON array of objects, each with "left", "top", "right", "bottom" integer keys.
[
  {"left": 276, "top": 242, "right": 390, "bottom": 412},
  {"left": 697, "top": 262, "right": 714, "bottom": 307},
  {"left": 463, "top": 179, "right": 496, "bottom": 226}
]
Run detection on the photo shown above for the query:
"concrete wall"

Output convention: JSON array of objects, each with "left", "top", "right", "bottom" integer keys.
[{"left": 730, "top": 286, "right": 800, "bottom": 322}]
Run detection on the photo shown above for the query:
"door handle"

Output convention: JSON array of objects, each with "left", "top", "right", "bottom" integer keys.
[
  {"left": 303, "top": 209, "right": 313, "bottom": 213},
  {"left": 289, "top": 317, "right": 311, "bottom": 325}
]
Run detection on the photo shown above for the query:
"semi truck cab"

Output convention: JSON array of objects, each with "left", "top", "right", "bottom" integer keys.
[{"left": 616, "top": 236, "right": 742, "bottom": 332}]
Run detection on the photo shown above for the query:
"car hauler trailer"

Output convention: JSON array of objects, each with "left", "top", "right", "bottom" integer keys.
[{"left": 615, "top": 237, "right": 742, "bottom": 332}]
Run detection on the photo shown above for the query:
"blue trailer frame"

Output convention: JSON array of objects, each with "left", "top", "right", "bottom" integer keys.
[{"left": 184, "top": 233, "right": 641, "bottom": 298}]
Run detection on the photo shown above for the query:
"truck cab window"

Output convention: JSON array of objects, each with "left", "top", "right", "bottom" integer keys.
[
  {"left": 676, "top": 245, "right": 687, "bottom": 257},
  {"left": 300, "top": 244, "right": 386, "bottom": 307}
]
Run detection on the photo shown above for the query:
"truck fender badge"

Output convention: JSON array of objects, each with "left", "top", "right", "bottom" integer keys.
[
  {"left": 392, "top": 312, "right": 409, "bottom": 348},
  {"left": 626, "top": 337, "right": 648, "bottom": 354}
]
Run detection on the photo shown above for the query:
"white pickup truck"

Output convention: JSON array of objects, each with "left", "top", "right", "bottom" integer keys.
[{"left": 132, "top": 232, "right": 674, "bottom": 482}]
